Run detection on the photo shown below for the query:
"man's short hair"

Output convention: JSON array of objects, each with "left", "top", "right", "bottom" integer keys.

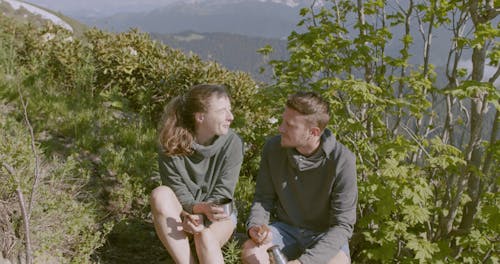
[{"left": 286, "top": 91, "right": 330, "bottom": 130}]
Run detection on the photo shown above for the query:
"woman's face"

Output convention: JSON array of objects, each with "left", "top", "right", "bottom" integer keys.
[{"left": 196, "top": 95, "right": 234, "bottom": 140}]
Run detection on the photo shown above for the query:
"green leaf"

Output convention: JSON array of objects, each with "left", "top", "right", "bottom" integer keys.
[
  {"left": 444, "top": 80, "right": 495, "bottom": 99},
  {"left": 402, "top": 205, "right": 430, "bottom": 225},
  {"left": 257, "top": 44, "right": 273, "bottom": 56},
  {"left": 406, "top": 235, "right": 439, "bottom": 262}
]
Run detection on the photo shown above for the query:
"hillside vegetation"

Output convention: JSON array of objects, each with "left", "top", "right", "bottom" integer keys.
[
  {"left": 0, "top": 1, "right": 499, "bottom": 263},
  {"left": 0, "top": 14, "right": 266, "bottom": 263}
]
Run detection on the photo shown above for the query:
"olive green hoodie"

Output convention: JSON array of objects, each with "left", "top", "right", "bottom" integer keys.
[{"left": 159, "top": 128, "right": 244, "bottom": 213}]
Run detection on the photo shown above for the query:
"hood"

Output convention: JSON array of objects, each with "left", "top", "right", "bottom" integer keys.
[
  {"left": 191, "top": 129, "right": 233, "bottom": 160},
  {"left": 287, "top": 128, "right": 337, "bottom": 171}
]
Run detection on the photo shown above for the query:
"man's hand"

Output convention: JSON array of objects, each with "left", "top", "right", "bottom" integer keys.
[{"left": 248, "top": 224, "right": 272, "bottom": 245}]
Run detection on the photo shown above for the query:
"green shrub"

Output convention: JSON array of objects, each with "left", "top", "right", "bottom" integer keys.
[{"left": 0, "top": 110, "right": 109, "bottom": 262}]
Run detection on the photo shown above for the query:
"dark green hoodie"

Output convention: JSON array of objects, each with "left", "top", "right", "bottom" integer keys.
[
  {"left": 247, "top": 129, "right": 357, "bottom": 264},
  {"left": 159, "top": 128, "right": 244, "bottom": 213}
]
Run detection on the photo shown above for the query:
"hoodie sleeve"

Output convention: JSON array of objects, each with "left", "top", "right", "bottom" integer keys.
[
  {"left": 158, "top": 150, "right": 197, "bottom": 213},
  {"left": 298, "top": 147, "right": 358, "bottom": 264},
  {"left": 246, "top": 139, "right": 277, "bottom": 231},
  {"left": 207, "top": 134, "right": 244, "bottom": 201}
]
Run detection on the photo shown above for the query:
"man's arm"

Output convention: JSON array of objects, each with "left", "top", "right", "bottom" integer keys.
[
  {"left": 298, "top": 150, "right": 358, "bottom": 264},
  {"left": 246, "top": 140, "right": 277, "bottom": 230}
]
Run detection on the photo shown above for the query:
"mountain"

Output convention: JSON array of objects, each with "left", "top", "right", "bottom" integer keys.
[
  {"left": 77, "top": 0, "right": 298, "bottom": 82},
  {"left": 79, "top": 0, "right": 311, "bottom": 39},
  {"left": 0, "top": 0, "right": 88, "bottom": 36},
  {"left": 150, "top": 31, "right": 288, "bottom": 82},
  {"left": 77, "top": 0, "right": 461, "bottom": 67}
]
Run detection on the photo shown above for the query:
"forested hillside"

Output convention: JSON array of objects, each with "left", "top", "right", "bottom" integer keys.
[
  {"left": 150, "top": 31, "right": 288, "bottom": 82},
  {"left": 1, "top": 1, "right": 498, "bottom": 264}
]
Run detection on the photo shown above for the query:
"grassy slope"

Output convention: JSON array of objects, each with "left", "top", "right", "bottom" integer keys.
[{"left": 0, "top": 2, "right": 264, "bottom": 262}]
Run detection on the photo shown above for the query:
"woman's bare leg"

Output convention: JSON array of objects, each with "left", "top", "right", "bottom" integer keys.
[
  {"left": 150, "top": 186, "right": 196, "bottom": 264},
  {"left": 193, "top": 216, "right": 235, "bottom": 264}
]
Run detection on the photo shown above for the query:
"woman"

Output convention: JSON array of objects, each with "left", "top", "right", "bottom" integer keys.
[{"left": 150, "top": 84, "right": 244, "bottom": 263}]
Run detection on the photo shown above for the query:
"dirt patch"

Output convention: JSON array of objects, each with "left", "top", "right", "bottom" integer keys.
[{"left": 92, "top": 218, "right": 173, "bottom": 264}]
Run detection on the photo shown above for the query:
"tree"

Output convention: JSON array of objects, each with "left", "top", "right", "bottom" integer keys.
[{"left": 263, "top": 0, "right": 499, "bottom": 262}]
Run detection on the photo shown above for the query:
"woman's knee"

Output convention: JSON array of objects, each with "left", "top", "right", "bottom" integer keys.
[
  {"left": 150, "top": 186, "right": 180, "bottom": 213},
  {"left": 207, "top": 219, "right": 236, "bottom": 246}
]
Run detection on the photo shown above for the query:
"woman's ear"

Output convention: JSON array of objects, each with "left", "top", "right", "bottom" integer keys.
[{"left": 195, "top": 112, "right": 205, "bottom": 123}]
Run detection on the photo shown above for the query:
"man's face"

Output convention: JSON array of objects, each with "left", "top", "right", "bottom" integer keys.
[
  {"left": 200, "top": 95, "right": 234, "bottom": 136},
  {"left": 278, "top": 107, "right": 312, "bottom": 148}
]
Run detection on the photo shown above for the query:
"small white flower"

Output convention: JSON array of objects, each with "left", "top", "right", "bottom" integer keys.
[
  {"left": 128, "top": 47, "right": 138, "bottom": 56},
  {"left": 268, "top": 117, "right": 278, "bottom": 124}
]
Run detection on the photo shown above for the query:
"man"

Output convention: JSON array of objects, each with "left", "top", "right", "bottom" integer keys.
[{"left": 241, "top": 91, "right": 357, "bottom": 264}]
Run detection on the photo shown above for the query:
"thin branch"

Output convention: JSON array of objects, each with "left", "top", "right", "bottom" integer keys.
[
  {"left": 415, "top": 0, "right": 434, "bottom": 77},
  {"left": 488, "top": 64, "right": 500, "bottom": 84},
  {"left": 482, "top": 105, "right": 499, "bottom": 176},
  {"left": 2, "top": 162, "right": 32, "bottom": 264},
  {"left": 333, "top": 0, "right": 341, "bottom": 27},
  {"left": 442, "top": 171, "right": 468, "bottom": 237},
  {"left": 18, "top": 89, "right": 40, "bottom": 219},
  {"left": 16, "top": 188, "right": 32, "bottom": 264},
  {"left": 2, "top": 162, "right": 16, "bottom": 177},
  {"left": 310, "top": 0, "right": 318, "bottom": 27},
  {"left": 400, "top": 123, "right": 431, "bottom": 158}
]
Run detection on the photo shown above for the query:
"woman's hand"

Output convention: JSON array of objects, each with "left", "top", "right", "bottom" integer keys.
[
  {"left": 181, "top": 211, "right": 205, "bottom": 234},
  {"left": 193, "top": 202, "right": 228, "bottom": 222},
  {"left": 248, "top": 224, "right": 272, "bottom": 245}
]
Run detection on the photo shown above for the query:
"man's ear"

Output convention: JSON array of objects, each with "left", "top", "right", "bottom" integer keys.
[{"left": 310, "top": 126, "right": 321, "bottom": 137}]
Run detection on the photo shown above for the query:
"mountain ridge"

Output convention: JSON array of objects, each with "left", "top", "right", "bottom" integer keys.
[
  {"left": 79, "top": 0, "right": 307, "bottom": 38},
  {"left": 150, "top": 30, "right": 288, "bottom": 82}
]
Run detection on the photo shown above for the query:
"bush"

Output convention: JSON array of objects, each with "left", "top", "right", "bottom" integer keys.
[{"left": 0, "top": 108, "right": 109, "bottom": 262}]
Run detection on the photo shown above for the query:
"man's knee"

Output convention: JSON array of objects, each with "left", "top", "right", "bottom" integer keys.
[
  {"left": 328, "top": 250, "right": 350, "bottom": 264},
  {"left": 241, "top": 239, "right": 263, "bottom": 264},
  {"left": 240, "top": 239, "right": 255, "bottom": 257},
  {"left": 241, "top": 239, "right": 275, "bottom": 264}
]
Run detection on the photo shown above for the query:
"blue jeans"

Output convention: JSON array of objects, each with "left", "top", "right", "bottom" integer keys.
[{"left": 269, "top": 221, "right": 350, "bottom": 261}]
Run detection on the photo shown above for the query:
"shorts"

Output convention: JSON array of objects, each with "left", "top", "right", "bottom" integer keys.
[
  {"left": 203, "top": 211, "right": 238, "bottom": 227},
  {"left": 268, "top": 221, "right": 350, "bottom": 261}
]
